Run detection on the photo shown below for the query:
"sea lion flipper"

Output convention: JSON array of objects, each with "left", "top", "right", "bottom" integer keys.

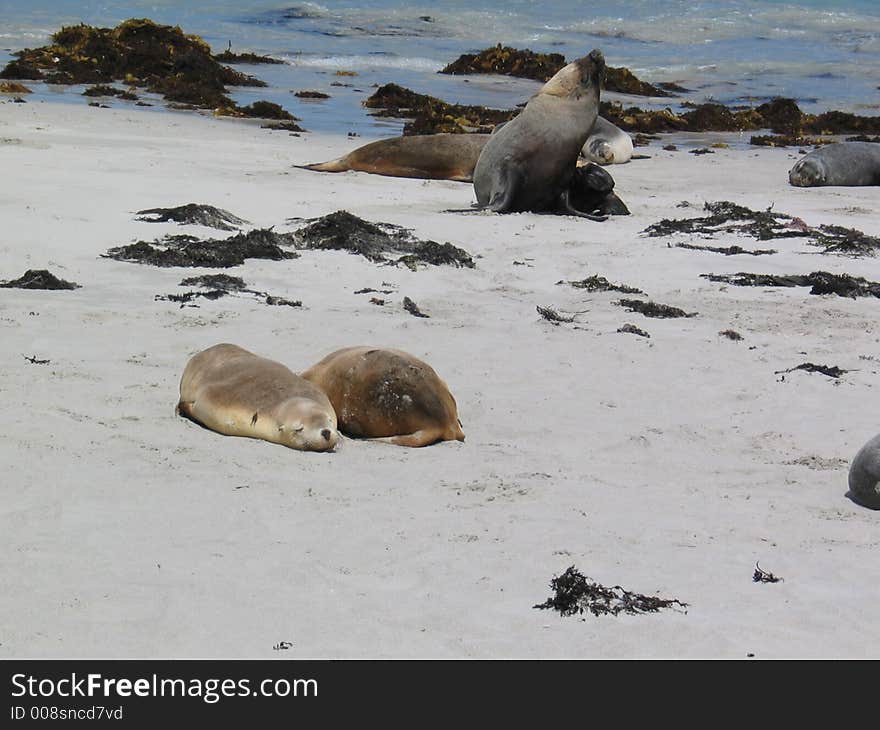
[
  {"left": 487, "top": 162, "right": 520, "bottom": 213},
  {"left": 557, "top": 189, "right": 607, "bottom": 222},
  {"left": 370, "top": 428, "right": 446, "bottom": 448}
]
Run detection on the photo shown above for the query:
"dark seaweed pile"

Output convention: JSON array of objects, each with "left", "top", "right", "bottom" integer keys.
[
  {"left": 155, "top": 273, "right": 301, "bottom": 307},
  {"left": 701, "top": 271, "right": 880, "bottom": 298},
  {"left": 104, "top": 228, "right": 298, "bottom": 268},
  {"left": 364, "top": 83, "right": 515, "bottom": 135},
  {"left": 403, "top": 296, "right": 429, "bottom": 318},
  {"left": 135, "top": 204, "right": 249, "bottom": 231},
  {"left": 534, "top": 566, "right": 688, "bottom": 617},
  {"left": 675, "top": 242, "right": 777, "bottom": 256},
  {"left": 292, "top": 210, "right": 475, "bottom": 269},
  {"left": 753, "top": 563, "right": 782, "bottom": 583},
  {"left": 439, "top": 45, "right": 676, "bottom": 97},
  {"left": 561, "top": 275, "right": 643, "bottom": 294},
  {"left": 617, "top": 323, "right": 650, "bottom": 338},
  {"left": 536, "top": 306, "right": 575, "bottom": 325},
  {"left": 0, "top": 19, "right": 290, "bottom": 118},
  {"left": 0, "top": 269, "right": 80, "bottom": 290},
  {"left": 645, "top": 201, "right": 880, "bottom": 257},
  {"left": 616, "top": 299, "right": 696, "bottom": 318},
  {"left": 83, "top": 84, "right": 138, "bottom": 100},
  {"left": 719, "top": 329, "right": 743, "bottom": 341},
  {"left": 776, "top": 363, "right": 847, "bottom": 379}
]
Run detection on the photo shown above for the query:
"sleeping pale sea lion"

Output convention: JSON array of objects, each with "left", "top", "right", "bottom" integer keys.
[
  {"left": 301, "top": 346, "right": 464, "bottom": 448},
  {"left": 178, "top": 343, "right": 339, "bottom": 452},
  {"left": 789, "top": 142, "right": 880, "bottom": 187},
  {"left": 582, "top": 116, "right": 634, "bottom": 165},
  {"left": 472, "top": 49, "right": 606, "bottom": 219}
]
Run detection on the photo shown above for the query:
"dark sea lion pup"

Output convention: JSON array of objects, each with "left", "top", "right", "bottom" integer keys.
[
  {"left": 301, "top": 346, "right": 465, "bottom": 448},
  {"left": 472, "top": 49, "right": 606, "bottom": 220},
  {"left": 789, "top": 142, "right": 880, "bottom": 187},
  {"left": 848, "top": 432, "right": 880, "bottom": 509},
  {"left": 297, "top": 133, "right": 490, "bottom": 182},
  {"left": 178, "top": 343, "right": 339, "bottom": 452}
]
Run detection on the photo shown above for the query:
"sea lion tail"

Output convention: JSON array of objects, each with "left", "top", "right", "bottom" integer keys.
[{"left": 295, "top": 158, "right": 350, "bottom": 173}]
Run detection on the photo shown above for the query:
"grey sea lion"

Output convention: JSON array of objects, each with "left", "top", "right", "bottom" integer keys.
[
  {"left": 178, "top": 343, "right": 339, "bottom": 452},
  {"left": 301, "top": 346, "right": 465, "bottom": 448},
  {"left": 582, "top": 116, "right": 634, "bottom": 165},
  {"left": 848, "top": 433, "right": 880, "bottom": 509},
  {"left": 297, "top": 133, "right": 491, "bottom": 182},
  {"left": 789, "top": 142, "right": 880, "bottom": 187},
  {"left": 472, "top": 49, "right": 606, "bottom": 219}
]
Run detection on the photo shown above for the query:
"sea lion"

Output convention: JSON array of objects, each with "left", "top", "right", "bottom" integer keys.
[
  {"left": 297, "top": 133, "right": 491, "bottom": 182},
  {"left": 568, "top": 162, "right": 630, "bottom": 216},
  {"left": 300, "top": 346, "right": 465, "bottom": 448},
  {"left": 582, "top": 116, "right": 634, "bottom": 165},
  {"left": 789, "top": 142, "right": 880, "bottom": 187},
  {"left": 848, "top": 433, "right": 880, "bottom": 509},
  {"left": 178, "top": 343, "right": 339, "bottom": 452},
  {"left": 472, "top": 49, "right": 606, "bottom": 219}
]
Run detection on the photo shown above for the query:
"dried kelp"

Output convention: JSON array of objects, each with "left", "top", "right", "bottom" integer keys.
[
  {"left": 775, "top": 363, "right": 847, "bottom": 379},
  {"left": 403, "top": 296, "right": 429, "bottom": 318},
  {"left": 701, "top": 271, "right": 880, "bottom": 298},
  {"left": 675, "top": 242, "right": 777, "bottom": 256},
  {"left": 719, "top": 329, "right": 744, "bottom": 341},
  {"left": 0, "top": 269, "right": 80, "bottom": 290},
  {"left": 617, "top": 323, "right": 650, "bottom": 338},
  {"left": 616, "top": 299, "right": 696, "bottom": 318},
  {"left": 534, "top": 566, "right": 688, "bottom": 617},
  {"left": 105, "top": 228, "right": 297, "bottom": 268},
  {"left": 156, "top": 272, "right": 301, "bottom": 307},
  {"left": 537, "top": 306, "right": 575, "bottom": 324},
  {"left": 135, "top": 204, "right": 249, "bottom": 231},
  {"left": 292, "top": 210, "right": 474, "bottom": 268},
  {"left": 561, "top": 275, "right": 643, "bottom": 294},
  {"left": 753, "top": 563, "right": 783, "bottom": 583},
  {"left": 645, "top": 201, "right": 880, "bottom": 257}
]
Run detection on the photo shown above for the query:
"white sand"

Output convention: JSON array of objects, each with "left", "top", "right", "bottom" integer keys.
[{"left": 2, "top": 99, "right": 879, "bottom": 658}]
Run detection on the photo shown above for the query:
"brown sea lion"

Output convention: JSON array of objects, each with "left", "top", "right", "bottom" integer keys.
[
  {"left": 300, "top": 346, "right": 465, "bottom": 448},
  {"left": 472, "top": 49, "right": 606, "bottom": 219},
  {"left": 297, "top": 133, "right": 491, "bottom": 182},
  {"left": 178, "top": 343, "right": 339, "bottom": 451}
]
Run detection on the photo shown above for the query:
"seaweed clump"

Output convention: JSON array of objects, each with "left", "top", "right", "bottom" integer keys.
[
  {"left": 617, "top": 323, "right": 650, "bottom": 338},
  {"left": 561, "top": 275, "right": 643, "bottom": 294},
  {"left": 0, "top": 269, "right": 80, "bottom": 290},
  {"left": 616, "top": 299, "right": 696, "bottom": 318},
  {"left": 533, "top": 566, "right": 688, "bottom": 617},
  {"left": 439, "top": 45, "right": 675, "bottom": 97},
  {"left": 135, "top": 203, "right": 249, "bottom": 231},
  {"left": 292, "top": 210, "right": 474, "bottom": 269},
  {"left": 0, "top": 19, "right": 286, "bottom": 118},
  {"left": 104, "top": 228, "right": 298, "bottom": 268},
  {"left": 439, "top": 45, "right": 565, "bottom": 82},
  {"left": 364, "top": 83, "right": 515, "bottom": 135},
  {"left": 155, "top": 272, "right": 301, "bottom": 307},
  {"left": 776, "top": 363, "right": 847, "bottom": 379},
  {"left": 700, "top": 271, "right": 880, "bottom": 298},
  {"left": 83, "top": 84, "right": 138, "bottom": 100},
  {"left": 645, "top": 201, "right": 880, "bottom": 257}
]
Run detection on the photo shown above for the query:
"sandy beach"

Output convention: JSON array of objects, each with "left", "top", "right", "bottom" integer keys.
[{"left": 2, "top": 98, "right": 879, "bottom": 658}]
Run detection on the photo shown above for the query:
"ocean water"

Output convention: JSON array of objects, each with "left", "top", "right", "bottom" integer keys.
[{"left": 1, "top": 1, "right": 879, "bottom": 136}]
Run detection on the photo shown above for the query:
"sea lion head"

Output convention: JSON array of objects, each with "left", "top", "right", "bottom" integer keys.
[
  {"left": 789, "top": 157, "right": 826, "bottom": 187},
  {"left": 586, "top": 138, "right": 615, "bottom": 165},
  {"left": 276, "top": 398, "right": 339, "bottom": 452},
  {"left": 541, "top": 49, "right": 605, "bottom": 100}
]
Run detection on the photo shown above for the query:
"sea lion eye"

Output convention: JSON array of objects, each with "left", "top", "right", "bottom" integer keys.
[{"left": 294, "top": 425, "right": 305, "bottom": 433}]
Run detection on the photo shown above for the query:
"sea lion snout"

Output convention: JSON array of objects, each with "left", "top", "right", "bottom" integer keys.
[{"left": 321, "top": 428, "right": 332, "bottom": 441}]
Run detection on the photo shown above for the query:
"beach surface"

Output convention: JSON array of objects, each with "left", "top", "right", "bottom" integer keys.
[{"left": 1, "top": 99, "right": 879, "bottom": 658}]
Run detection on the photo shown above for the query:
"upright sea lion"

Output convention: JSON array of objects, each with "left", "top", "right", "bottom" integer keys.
[
  {"left": 848, "top": 433, "right": 880, "bottom": 509},
  {"left": 178, "top": 343, "right": 339, "bottom": 452},
  {"left": 582, "top": 116, "right": 634, "bottom": 165},
  {"left": 301, "top": 346, "right": 465, "bottom": 448},
  {"left": 789, "top": 142, "right": 880, "bottom": 187},
  {"left": 297, "top": 133, "right": 491, "bottom": 182},
  {"left": 472, "top": 49, "right": 606, "bottom": 219}
]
